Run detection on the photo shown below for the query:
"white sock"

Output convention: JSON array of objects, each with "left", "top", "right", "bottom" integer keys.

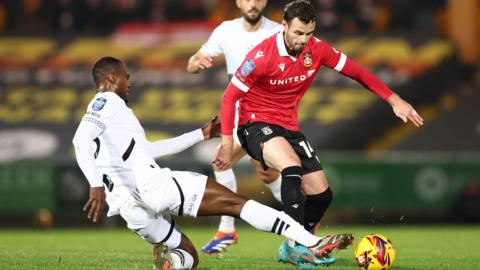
[
  {"left": 286, "top": 239, "right": 296, "bottom": 247},
  {"left": 170, "top": 248, "right": 194, "bottom": 269},
  {"left": 265, "top": 174, "right": 282, "bottom": 202},
  {"left": 214, "top": 169, "right": 236, "bottom": 233},
  {"left": 239, "top": 200, "right": 321, "bottom": 247}
]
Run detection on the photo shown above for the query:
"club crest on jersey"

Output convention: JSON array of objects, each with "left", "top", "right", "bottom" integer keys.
[
  {"left": 240, "top": 59, "right": 255, "bottom": 76},
  {"left": 92, "top": 97, "right": 107, "bottom": 111},
  {"left": 303, "top": 52, "right": 313, "bottom": 67},
  {"left": 261, "top": 126, "right": 273, "bottom": 135}
]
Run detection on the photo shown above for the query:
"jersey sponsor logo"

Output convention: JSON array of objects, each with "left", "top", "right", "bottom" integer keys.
[
  {"left": 240, "top": 58, "right": 255, "bottom": 76},
  {"left": 303, "top": 52, "right": 313, "bottom": 67},
  {"left": 92, "top": 97, "right": 107, "bottom": 111},
  {"left": 278, "top": 63, "right": 285, "bottom": 72},
  {"left": 255, "top": 50, "right": 264, "bottom": 59},
  {"left": 307, "top": 69, "right": 316, "bottom": 77},
  {"left": 261, "top": 126, "right": 273, "bottom": 135},
  {"left": 269, "top": 75, "right": 307, "bottom": 85}
]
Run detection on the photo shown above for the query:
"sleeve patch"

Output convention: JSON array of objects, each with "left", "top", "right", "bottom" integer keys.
[
  {"left": 92, "top": 97, "right": 107, "bottom": 111},
  {"left": 240, "top": 59, "right": 255, "bottom": 76}
]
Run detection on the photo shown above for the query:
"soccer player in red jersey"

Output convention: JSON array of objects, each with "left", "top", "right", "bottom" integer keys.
[{"left": 214, "top": 0, "right": 423, "bottom": 264}]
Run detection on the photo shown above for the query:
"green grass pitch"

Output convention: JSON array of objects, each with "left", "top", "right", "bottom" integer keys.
[{"left": 1, "top": 225, "right": 479, "bottom": 270}]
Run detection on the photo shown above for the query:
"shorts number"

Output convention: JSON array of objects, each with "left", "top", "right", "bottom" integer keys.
[{"left": 299, "top": 140, "right": 314, "bottom": 158}]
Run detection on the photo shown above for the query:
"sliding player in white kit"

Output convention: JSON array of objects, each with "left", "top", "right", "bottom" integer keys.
[
  {"left": 187, "top": 0, "right": 284, "bottom": 254},
  {"left": 73, "top": 57, "right": 354, "bottom": 270}
]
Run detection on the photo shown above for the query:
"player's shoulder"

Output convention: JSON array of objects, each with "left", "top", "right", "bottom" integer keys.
[
  {"left": 309, "top": 36, "right": 336, "bottom": 54},
  {"left": 87, "top": 92, "right": 125, "bottom": 114},
  {"left": 246, "top": 33, "right": 277, "bottom": 61},
  {"left": 258, "top": 32, "right": 278, "bottom": 48},
  {"left": 310, "top": 36, "right": 327, "bottom": 46},
  {"left": 262, "top": 17, "right": 281, "bottom": 29},
  {"left": 239, "top": 33, "right": 278, "bottom": 78},
  {"left": 215, "top": 18, "right": 242, "bottom": 32}
]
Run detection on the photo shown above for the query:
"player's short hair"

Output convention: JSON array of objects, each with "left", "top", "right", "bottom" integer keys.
[
  {"left": 284, "top": 0, "right": 316, "bottom": 25},
  {"left": 92, "top": 56, "right": 123, "bottom": 87}
]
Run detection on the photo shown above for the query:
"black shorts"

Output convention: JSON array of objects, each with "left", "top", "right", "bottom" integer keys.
[{"left": 237, "top": 122, "right": 322, "bottom": 173}]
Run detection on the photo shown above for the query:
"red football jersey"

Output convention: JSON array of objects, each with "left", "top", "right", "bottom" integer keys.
[{"left": 221, "top": 31, "right": 393, "bottom": 135}]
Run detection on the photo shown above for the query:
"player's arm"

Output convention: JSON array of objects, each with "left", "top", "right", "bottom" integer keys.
[
  {"left": 215, "top": 49, "right": 263, "bottom": 169},
  {"left": 149, "top": 116, "right": 220, "bottom": 158},
  {"left": 214, "top": 80, "right": 248, "bottom": 170},
  {"left": 187, "top": 50, "right": 214, "bottom": 74},
  {"left": 341, "top": 59, "right": 423, "bottom": 126},
  {"left": 72, "top": 119, "right": 106, "bottom": 223},
  {"left": 187, "top": 24, "right": 224, "bottom": 74},
  {"left": 321, "top": 42, "right": 423, "bottom": 127}
]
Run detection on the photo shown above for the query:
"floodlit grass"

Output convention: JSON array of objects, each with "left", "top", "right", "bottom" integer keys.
[{"left": 1, "top": 225, "right": 479, "bottom": 269}]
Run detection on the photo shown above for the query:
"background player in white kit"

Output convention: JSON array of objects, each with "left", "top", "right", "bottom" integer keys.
[
  {"left": 73, "top": 56, "right": 354, "bottom": 270},
  {"left": 187, "top": 0, "right": 284, "bottom": 254}
]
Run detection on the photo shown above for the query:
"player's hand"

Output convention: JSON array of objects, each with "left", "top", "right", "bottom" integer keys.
[
  {"left": 201, "top": 116, "right": 221, "bottom": 140},
  {"left": 387, "top": 93, "right": 424, "bottom": 127},
  {"left": 213, "top": 136, "right": 233, "bottom": 170},
  {"left": 195, "top": 53, "right": 213, "bottom": 70},
  {"left": 83, "top": 186, "right": 106, "bottom": 223}
]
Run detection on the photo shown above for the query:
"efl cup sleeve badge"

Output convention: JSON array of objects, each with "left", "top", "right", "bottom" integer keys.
[
  {"left": 303, "top": 52, "right": 313, "bottom": 68},
  {"left": 92, "top": 97, "right": 107, "bottom": 111},
  {"left": 240, "top": 58, "right": 255, "bottom": 76}
]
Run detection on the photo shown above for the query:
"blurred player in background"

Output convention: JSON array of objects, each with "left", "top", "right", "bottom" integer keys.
[
  {"left": 215, "top": 0, "right": 424, "bottom": 266},
  {"left": 187, "top": 0, "right": 284, "bottom": 255},
  {"left": 73, "top": 56, "right": 354, "bottom": 270}
]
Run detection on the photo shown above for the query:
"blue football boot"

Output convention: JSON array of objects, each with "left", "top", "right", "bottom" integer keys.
[{"left": 201, "top": 231, "right": 238, "bottom": 254}]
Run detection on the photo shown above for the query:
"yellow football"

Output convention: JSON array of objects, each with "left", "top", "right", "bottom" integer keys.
[{"left": 354, "top": 233, "right": 396, "bottom": 270}]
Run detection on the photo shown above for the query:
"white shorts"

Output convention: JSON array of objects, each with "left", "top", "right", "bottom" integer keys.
[{"left": 119, "top": 169, "right": 207, "bottom": 248}]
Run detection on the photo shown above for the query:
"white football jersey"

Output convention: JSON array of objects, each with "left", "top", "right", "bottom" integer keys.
[
  {"left": 73, "top": 92, "right": 183, "bottom": 215},
  {"left": 201, "top": 16, "right": 281, "bottom": 75}
]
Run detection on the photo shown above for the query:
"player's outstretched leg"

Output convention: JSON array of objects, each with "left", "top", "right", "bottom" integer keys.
[
  {"left": 198, "top": 178, "right": 354, "bottom": 268},
  {"left": 277, "top": 240, "right": 336, "bottom": 269},
  {"left": 277, "top": 240, "right": 337, "bottom": 268}
]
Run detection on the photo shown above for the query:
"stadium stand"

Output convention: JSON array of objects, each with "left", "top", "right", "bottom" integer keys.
[{"left": 0, "top": 0, "right": 479, "bottom": 225}]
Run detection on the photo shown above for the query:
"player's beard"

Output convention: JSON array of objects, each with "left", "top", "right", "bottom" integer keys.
[
  {"left": 285, "top": 36, "right": 306, "bottom": 56},
  {"left": 291, "top": 44, "right": 306, "bottom": 55},
  {"left": 242, "top": 9, "right": 262, "bottom": 25}
]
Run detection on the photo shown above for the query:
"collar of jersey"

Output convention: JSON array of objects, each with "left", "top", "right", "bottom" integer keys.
[{"left": 276, "top": 31, "right": 297, "bottom": 61}]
